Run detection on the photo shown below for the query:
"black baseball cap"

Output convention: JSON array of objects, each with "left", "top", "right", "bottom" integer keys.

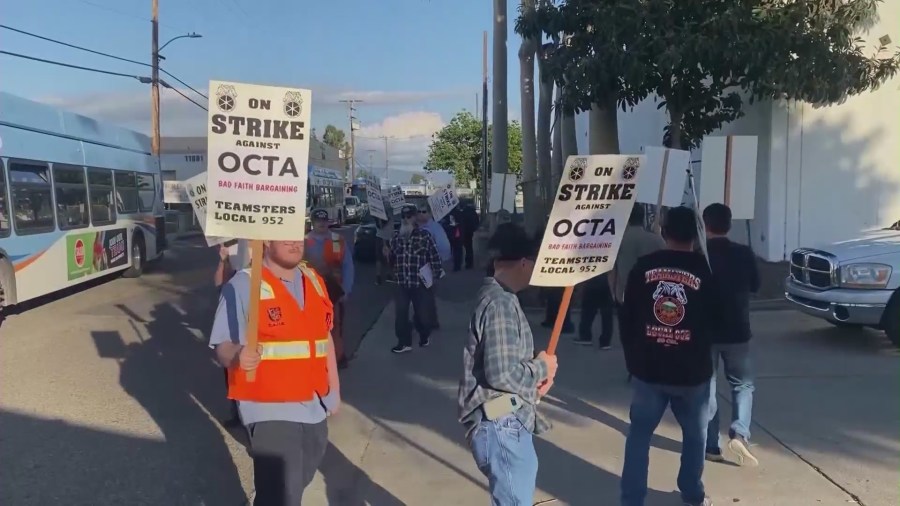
[
  {"left": 489, "top": 223, "right": 540, "bottom": 261},
  {"left": 311, "top": 208, "right": 329, "bottom": 221}
]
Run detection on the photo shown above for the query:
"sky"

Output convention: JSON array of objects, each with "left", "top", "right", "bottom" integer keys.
[{"left": 0, "top": 0, "right": 526, "bottom": 182}]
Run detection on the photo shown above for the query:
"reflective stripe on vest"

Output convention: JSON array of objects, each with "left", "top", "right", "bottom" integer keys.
[
  {"left": 331, "top": 233, "right": 342, "bottom": 254},
  {"left": 261, "top": 338, "right": 329, "bottom": 360}
]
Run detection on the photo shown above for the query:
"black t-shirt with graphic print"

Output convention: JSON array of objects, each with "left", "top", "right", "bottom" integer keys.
[{"left": 620, "top": 249, "right": 717, "bottom": 387}]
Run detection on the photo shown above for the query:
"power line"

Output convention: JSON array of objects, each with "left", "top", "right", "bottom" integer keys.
[
  {"left": 161, "top": 81, "right": 207, "bottom": 111},
  {"left": 0, "top": 50, "right": 146, "bottom": 80},
  {"left": 0, "top": 50, "right": 207, "bottom": 111},
  {"left": 0, "top": 24, "right": 207, "bottom": 100}
]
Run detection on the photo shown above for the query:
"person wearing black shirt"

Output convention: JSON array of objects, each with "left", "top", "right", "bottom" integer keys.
[
  {"left": 619, "top": 206, "right": 715, "bottom": 506},
  {"left": 702, "top": 203, "right": 761, "bottom": 467}
]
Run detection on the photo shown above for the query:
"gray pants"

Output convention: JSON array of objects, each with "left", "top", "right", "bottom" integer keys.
[{"left": 248, "top": 420, "right": 328, "bottom": 506}]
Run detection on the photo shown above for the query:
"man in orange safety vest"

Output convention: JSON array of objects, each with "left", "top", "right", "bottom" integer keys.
[
  {"left": 304, "top": 208, "right": 354, "bottom": 368},
  {"left": 209, "top": 240, "right": 341, "bottom": 505}
]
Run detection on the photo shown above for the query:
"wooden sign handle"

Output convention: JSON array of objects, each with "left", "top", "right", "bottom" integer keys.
[
  {"left": 724, "top": 136, "right": 733, "bottom": 207},
  {"left": 545, "top": 285, "right": 574, "bottom": 355},
  {"left": 652, "top": 148, "right": 671, "bottom": 234},
  {"left": 245, "top": 240, "right": 264, "bottom": 382}
]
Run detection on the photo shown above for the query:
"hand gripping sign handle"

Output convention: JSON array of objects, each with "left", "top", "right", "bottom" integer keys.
[
  {"left": 545, "top": 285, "right": 574, "bottom": 356},
  {"left": 244, "top": 240, "right": 265, "bottom": 382}
]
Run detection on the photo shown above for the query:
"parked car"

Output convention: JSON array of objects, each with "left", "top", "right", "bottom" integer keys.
[
  {"left": 344, "top": 196, "right": 363, "bottom": 224},
  {"left": 784, "top": 227, "right": 900, "bottom": 346}
]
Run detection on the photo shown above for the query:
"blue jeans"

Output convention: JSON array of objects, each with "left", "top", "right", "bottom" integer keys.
[
  {"left": 707, "top": 343, "right": 754, "bottom": 451},
  {"left": 621, "top": 378, "right": 710, "bottom": 506},
  {"left": 469, "top": 415, "right": 538, "bottom": 506}
]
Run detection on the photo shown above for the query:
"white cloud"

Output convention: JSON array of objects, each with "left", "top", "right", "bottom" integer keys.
[
  {"left": 354, "top": 111, "right": 445, "bottom": 174},
  {"left": 34, "top": 89, "right": 450, "bottom": 176}
]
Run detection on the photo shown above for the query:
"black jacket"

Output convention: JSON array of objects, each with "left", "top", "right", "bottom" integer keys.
[
  {"left": 620, "top": 250, "right": 717, "bottom": 386},
  {"left": 706, "top": 238, "right": 760, "bottom": 344}
]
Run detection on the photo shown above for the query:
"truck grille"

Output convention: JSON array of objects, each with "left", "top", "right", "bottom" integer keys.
[{"left": 790, "top": 249, "right": 837, "bottom": 289}]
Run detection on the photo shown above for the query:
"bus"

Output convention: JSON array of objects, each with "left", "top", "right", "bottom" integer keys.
[
  {"left": 0, "top": 92, "right": 166, "bottom": 310},
  {"left": 306, "top": 164, "right": 346, "bottom": 229}
]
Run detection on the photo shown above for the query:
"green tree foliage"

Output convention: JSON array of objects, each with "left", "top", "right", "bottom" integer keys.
[
  {"left": 425, "top": 111, "right": 523, "bottom": 186},
  {"left": 518, "top": 0, "right": 900, "bottom": 149},
  {"left": 409, "top": 173, "right": 427, "bottom": 184},
  {"left": 322, "top": 124, "right": 351, "bottom": 154}
]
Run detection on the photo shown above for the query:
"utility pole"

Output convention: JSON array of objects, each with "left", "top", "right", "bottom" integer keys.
[
  {"left": 339, "top": 99, "right": 362, "bottom": 181},
  {"left": 150, "top": 0, "right": 160, "bottom": 157},
  {"left": 380, "top": 136, "right": 390, "bottom": 181},
  {"left": 480, "top": 30, "right": 489, "bottom": 222}
]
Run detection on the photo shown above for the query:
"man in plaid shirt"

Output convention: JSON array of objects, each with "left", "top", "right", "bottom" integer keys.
[
  {"left": 458, "top": 223, "right": 558, "bottom": 504},
  {"left": 383, "top": 203, "right": 444, "bottom": 353}
]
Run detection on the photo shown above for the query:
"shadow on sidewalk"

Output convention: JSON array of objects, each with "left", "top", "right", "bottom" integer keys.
[
  {"left": 320, "top": 442, "right": 405, "bottom": 505},
  {"left": 342, "top": 268, "right": 681, "bottom": 504},
  {"left": 88, "top": 296, "right": 245, "bottom": 504}
]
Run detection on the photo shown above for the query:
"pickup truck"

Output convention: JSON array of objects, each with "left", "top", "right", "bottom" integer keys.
[{"left": 785, "top": 227, "right": 900, "bottom": 346}]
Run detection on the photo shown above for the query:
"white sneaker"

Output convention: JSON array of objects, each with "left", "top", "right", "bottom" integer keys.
[
  {"left": 684, "top": 498, "right": 713, "bottom": 506},
  {"left": 728, "top": 437, "right": 759, "bottom": 467}
]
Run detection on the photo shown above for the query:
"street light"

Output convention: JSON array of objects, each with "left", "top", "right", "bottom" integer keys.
[{"left": 156, "top": 32, "right": 202, "bottom": 60}]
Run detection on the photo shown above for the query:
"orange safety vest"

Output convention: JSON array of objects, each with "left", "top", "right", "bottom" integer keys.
[
  {"left": 305, "top": 232, "right": 345, "bottom": 282},
  {"left": 227, "top": 263, "right": 333, "bottom": 403}
]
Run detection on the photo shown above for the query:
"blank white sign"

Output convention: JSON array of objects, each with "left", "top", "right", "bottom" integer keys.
[
  {"left": 636, "top": 147, "right": 690, "bottom": 207},
  {"left": 699, "top": 136, "right": 758, "bottom": 219}
]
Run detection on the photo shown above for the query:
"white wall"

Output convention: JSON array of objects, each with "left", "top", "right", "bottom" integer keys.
[{"left": 160, "top": 152, "right": 205, "bottom": 181}]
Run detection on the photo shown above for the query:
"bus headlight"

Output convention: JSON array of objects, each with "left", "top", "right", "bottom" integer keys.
[{"left": 840, "top": 263, "right": 892, "bottom": 289}]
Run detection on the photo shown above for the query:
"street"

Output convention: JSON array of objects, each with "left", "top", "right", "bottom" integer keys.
[{"left": 1, "top": 234, "right": 898, "bottom": 506}]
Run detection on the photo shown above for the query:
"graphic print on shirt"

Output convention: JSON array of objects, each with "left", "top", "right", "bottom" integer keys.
[
  {"left": 644, "top": 268, "right": 702, "bottom": 346},
  {"left": 652, "top": 281, "right": 687, "bottom": 326}
]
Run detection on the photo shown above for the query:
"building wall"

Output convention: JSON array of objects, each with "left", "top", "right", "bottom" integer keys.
[{"left": 573, "top": 3, "right": 900, "bottom": 262}]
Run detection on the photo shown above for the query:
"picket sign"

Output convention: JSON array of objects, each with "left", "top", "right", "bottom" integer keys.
[
  {"left": 531, "top": 155, "right": 643, "bottom": 354},
  {"left": 636, "top": 146, "right": 690, "bottom": 232},
  {"left": 205, "top": 80, "right": 313, "bottom": 382},
  {"left": 366, "top": 174, "right": 388, "bottom": 220},
  {"left": 698, "top": 135, "right": 758, "bottom": 219}
]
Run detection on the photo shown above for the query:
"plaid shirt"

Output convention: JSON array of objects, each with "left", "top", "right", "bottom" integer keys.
[
  {"left": 458, "top": 278, "right": 550, "bottom": 439},
  {"left": 388, "top": 227, "right": 444, "bottom": 288}
]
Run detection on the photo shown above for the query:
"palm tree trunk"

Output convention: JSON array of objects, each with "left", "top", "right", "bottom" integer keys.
[
  {"left": 519, "top": 0, "right": 539, "bottom": 235},
  {"left": 537, "top": 48, "right": 554, "bottom": 219}
]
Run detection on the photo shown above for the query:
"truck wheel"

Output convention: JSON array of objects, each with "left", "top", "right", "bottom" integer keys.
[{"left": 884, "top": 297, "right": 900, "bottom": 347}]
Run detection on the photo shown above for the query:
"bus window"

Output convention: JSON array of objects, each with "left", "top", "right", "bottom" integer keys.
[
  {"left": 136, "top": 173, "right": 156, "bottom": 212},
  {"left": 53, "top": 165, "right": 89, "bottom": 230},
  {"left": 114, "top": 170, "right": 139, "bottom": 213},
  {"left": 88, "top": 168, "right": 116, "bottom": 225},
  {"left": 9, "top": 161, "right": 55, "bottom": 234},
  {"left": 0, "top": 160, "right": 9, "bottom": 237}
]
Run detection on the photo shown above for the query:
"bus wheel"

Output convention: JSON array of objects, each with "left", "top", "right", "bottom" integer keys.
[{"left": 123, "top": 235, "right": 146, "bottom": 278}]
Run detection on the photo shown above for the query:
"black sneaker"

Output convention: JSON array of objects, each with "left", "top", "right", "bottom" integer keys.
[
  {"left": 573, "top": 337, "right": 593, "bottom": 346},
  {"left": 705, "top": 448, "right": 726, "bottom": 463},
  {"left": 561, "top": 323, "right": 575, "bottom": 334},
  {"left": 420, "top": 338, "right": 430, "bottom": 348},
  {"left": 391, "top": 344, "right": 412, "bottom": 354}
]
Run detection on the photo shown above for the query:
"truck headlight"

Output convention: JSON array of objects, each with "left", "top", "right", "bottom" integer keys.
[{"left": 840, "top": 263, "right": 892, "bottom": 288}]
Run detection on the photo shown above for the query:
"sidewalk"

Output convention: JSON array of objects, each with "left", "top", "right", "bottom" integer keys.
[{"left": 298, "top": 270, "right": 877, "bottom": 505}]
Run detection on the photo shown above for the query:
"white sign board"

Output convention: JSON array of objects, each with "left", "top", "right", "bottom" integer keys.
[
  {"left": 184, "top": 172, "right": 228, "bottom": 247},
  {"left": 163, "top": 181, "right": 190, "bottom": 204},
  {"left": 205, "top": 80, "right": 312, "bottom": 240},
  {"left": 366, "top": 174, "right": 387, "bottom": 220},
  {"left": 489, "top": 173, "right": 517, "bottom": 213},
  {"left": 699, "top": 136, "right": 758, "bottom": 219},
  {"left": 388, "top": 186, "right": 406, "bottom": 210},
  {"left": 427, "top": 185, "right": 460, "bottom": 222},
  {"left": 530, "top": 155, "right": 643, "bottom": 287},
  {"left": 636, "top": 147, "right": 690, "bottom": 207}
]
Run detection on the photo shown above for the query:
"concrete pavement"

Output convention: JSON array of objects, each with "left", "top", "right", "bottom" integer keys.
[
  {"left": 1, "top": 238, "right": 897, "bottom": 505},
  {"left": 307, "top": 268, "right": 899, "bottom": 506}
]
